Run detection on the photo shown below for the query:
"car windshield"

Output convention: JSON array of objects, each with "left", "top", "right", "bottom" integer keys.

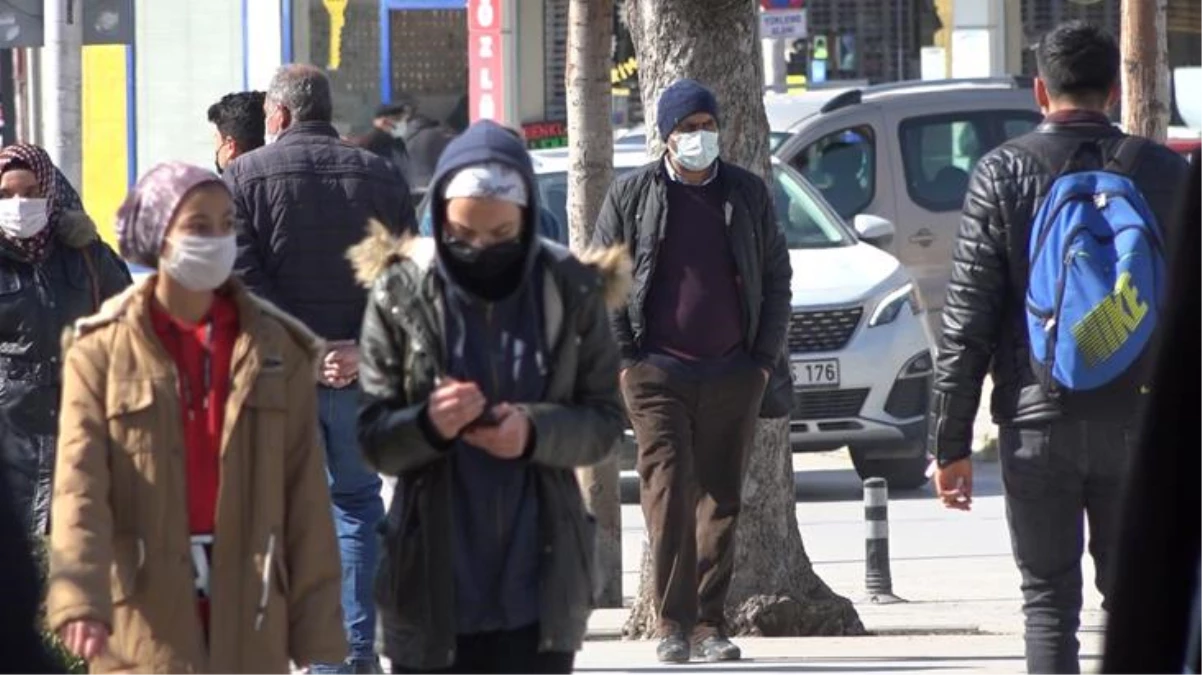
[
  {"left": 536, "top": 162, "right": 853, "bottom": 250},
  {"left": 534, "top": 170, "right": 635, "bottom": 233},
  {"left": 771, "top": 164, "right": 855, "bottom": 248}
]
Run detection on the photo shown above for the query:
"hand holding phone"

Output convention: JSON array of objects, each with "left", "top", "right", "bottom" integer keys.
[
  {"left": 427, "top": 377, "right": 486, "bottom": 440},
  {"left": 461, "top": 403, "right": 531, "bottom": 460},
  {"left": 463, "top": 408, "right": 501, "bottom": 432}
]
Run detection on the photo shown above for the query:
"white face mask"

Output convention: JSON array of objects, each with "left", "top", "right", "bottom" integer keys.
[
  {"left": 389, "top": 121, "right": 408, "bottom": 139},
  {"left": 162, "top": 233, "right": 237, "bottom": 292},
  {"left": 0, "top": 197, "right": 50, "bottom": 239},
  {"left": 264, "top": 132, "right": 279, "bottom": 145},
  {"left": 671, "top": 130, "right": 721, "bottom": 172}
]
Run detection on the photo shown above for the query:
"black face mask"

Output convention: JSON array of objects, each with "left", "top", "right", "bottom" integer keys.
[
  {"left": 214, "top": 150, "right": 225, "bottom": 176},
  {"left": 442, "top": 235, "right": 526, "bottom": 298}
]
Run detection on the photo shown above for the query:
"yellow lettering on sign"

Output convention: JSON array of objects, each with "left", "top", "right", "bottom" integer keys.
[
  {"left": 611, "top": 57, "right": 638, "bottom": 85},
  {"left": 1071, "top": 272, "right": 1149, "bottom": 366},
  {"left": 324, "top": 0, "right": 348, "bottom": 71}
]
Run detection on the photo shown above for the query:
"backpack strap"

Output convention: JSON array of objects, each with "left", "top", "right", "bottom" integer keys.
[
  {"left": 1107, "top": 136, "right": 1150, "bottom": 175},
  {"left": 1059, "top": 141, "right": 1105, "bottom": 175},
  {"left": 79, "top": 245, "right": 101, "bottom": 312}
]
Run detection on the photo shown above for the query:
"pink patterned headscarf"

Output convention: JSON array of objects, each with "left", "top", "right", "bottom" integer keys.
[
  {"left": 0, "top": 144, "right": 84, "bottom": 262},
  {"left": 116, "top": 162, "right": 229, "bottom": 268}
]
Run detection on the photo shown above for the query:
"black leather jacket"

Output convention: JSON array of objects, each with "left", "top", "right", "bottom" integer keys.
[
  {"left": 931, "top": 116, "right": 1190, "bottom": 465},
  {"left": 0, "top": 213, "right": 131, "bottom": 532}
]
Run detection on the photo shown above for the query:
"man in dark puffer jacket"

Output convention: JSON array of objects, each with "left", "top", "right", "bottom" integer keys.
[
  {"left": 225, "top": 63, "right": 416, "bottom": 675},
  {"left": 930, "top": 22, "right": 1189, "bottom": 675}
]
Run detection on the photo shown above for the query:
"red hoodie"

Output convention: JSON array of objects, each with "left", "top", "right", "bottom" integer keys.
[{"left": 149, "top": 292, "right": 239, "bottom": 632}]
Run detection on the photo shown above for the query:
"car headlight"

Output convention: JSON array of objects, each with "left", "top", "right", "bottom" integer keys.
[{"left": 868, "top": 283, "right": 919, "bottom": 327}]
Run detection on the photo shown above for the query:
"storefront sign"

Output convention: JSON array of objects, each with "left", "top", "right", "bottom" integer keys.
[
  {"left": 760, "top": 9, "right": 807, "bottom": 40},
  {"left": 522, "top": 120, "right": 567, "bottom": 149},
  {"left": 468, "top": 0, "right": 505, "bottom": 123},
  {"left": 612, "top": 56, "right": 638, "bottom": 85}
]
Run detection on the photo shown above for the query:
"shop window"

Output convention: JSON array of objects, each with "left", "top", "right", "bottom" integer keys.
[{"left": 388, "top": 8, "right": 468, "bottom": 129}]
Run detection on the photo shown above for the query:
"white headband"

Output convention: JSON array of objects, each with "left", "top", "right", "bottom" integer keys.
[{"left": 442, "top": 162, "right": 528, "bottom": 207}]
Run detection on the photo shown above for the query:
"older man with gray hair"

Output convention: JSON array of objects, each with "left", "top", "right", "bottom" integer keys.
[{"left": 225, "top": 63, "right": 415, "bottom": 674}]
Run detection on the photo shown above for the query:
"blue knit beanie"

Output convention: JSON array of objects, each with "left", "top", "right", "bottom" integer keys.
[{"left": 655, "top": 79, "right": 720, "bottom": 141}]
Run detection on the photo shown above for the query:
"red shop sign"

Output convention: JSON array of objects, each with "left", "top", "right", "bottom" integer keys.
[{"left": 468, "top": 0, "right": 506, "bottom": 123}]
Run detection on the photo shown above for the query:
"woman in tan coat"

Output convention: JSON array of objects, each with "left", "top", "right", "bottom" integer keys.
[{"left": 46, "top": 162, "right": 347, "bottom": 673}]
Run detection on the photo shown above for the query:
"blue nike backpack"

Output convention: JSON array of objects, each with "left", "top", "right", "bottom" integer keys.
[{"left": 1026, "top": 138, "right": 1165, "bottom": 396}]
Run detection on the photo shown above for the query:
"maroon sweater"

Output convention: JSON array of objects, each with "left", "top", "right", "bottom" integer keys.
[{"left": 642, "top": 173, "right": 745, "bottom": 361}]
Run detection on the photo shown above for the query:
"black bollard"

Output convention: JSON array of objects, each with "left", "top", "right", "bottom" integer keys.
[{"left": 864, "top": 477, "right": 905, "bottom": 604}]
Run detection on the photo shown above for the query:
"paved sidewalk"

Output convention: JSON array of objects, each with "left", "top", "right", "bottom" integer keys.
[
  {"left": 371, "top": 421, "right": 1112, "bottom": 673},
  {"left": 575, "top": 633, "right": 1104, "bottom": 673},
  {"left": 580, "top": 449, "right": 1108, "bottom": 673}
]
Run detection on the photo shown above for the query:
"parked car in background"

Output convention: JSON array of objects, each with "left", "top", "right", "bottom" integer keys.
[
  {"left": 773, "top": 77, "right": 1042, "bottom": 334},
  {"left": 533, "top": 147, "right": 935, "bottom": 488},
  {"left": 1166, "top": 126, "right": 1201, "bottom": 159}
]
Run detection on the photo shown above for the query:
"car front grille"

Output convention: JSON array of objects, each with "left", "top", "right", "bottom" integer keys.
[
  {"left": 788, "top": 307, "right": 863, "bottom": 353},
  {"left": 791, "top": 388, "right": 870, "bottom": 420}
]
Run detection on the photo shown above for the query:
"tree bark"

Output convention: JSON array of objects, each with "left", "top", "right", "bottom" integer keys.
[
  {"left": 621, "top": 0, "right": 864, "bottom": 639},
  {"left": 1121, "top": 0, "right": 1170, "bottom": 143},
  {"left": 566, "top": 0, "right": 622, "bottom": 608}
]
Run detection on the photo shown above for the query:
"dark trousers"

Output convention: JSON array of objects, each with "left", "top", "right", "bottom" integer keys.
[
  {"left": 390, "top": 624, "right": 574, "bottom": 674},
  {"left": 622, "top": 359, "right": 764, "bottom": 639},
  {"left": 999, "top": 420, "right": 1133, "bottom": 674}
]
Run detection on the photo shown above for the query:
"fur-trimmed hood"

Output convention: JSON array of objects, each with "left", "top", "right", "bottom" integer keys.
[
  {"left": 347, "top": 220, "right": 632, "bottom": 310},
  {"left": 57, "top": 209, "right": 103, "bottom": 249}
]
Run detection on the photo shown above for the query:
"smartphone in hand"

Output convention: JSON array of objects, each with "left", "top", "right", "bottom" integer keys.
[{"left": 463, "top": 408, "right": 501, "bottom": 432}]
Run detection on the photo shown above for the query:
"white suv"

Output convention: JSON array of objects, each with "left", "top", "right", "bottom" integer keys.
[{"left": 533, "top": 148, "right": 935, "bottom": 489}]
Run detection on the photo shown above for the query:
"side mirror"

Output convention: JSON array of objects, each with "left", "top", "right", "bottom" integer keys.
[{"left": 853, "top": 214, "right": 895, "bottom": 249}]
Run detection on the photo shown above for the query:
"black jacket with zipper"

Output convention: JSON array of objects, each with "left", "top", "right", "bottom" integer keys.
[
  {"left": 931, "top": 115, "right": 1190, "bottom": 466},
  {"left": 590, "top": 159, "right": 794, "bottom": 417},
  {"left": 0, "top": 212, "right": 131, "bottom": 533}
]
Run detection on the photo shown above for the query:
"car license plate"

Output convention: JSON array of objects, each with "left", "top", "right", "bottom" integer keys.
[{"left": 792, "top": 359, "right": 840, "bottom": 388}]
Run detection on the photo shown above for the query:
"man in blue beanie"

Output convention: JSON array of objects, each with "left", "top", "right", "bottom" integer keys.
[{"left": 593, "top": 78, "right": 792, "bottom": 664}]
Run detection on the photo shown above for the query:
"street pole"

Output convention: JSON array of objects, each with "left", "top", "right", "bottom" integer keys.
[
  {"left": 763, "top": 37, "right": 788, "bottom": 94},
  {"left": 1120, "top": 0, "right": 1170, "bottom": 142},
  {"left": 41, "top": 0, "right": 84, "bottom": 190}
]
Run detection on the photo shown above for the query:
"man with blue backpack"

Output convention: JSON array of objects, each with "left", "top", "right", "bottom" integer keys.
[{"left": 929, "top": 22, "right": 1190, "bottom": 674}]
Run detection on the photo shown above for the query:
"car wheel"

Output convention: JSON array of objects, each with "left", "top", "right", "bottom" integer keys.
[{"left": 849, "top": 445, "right": 930, "bottom": 491}]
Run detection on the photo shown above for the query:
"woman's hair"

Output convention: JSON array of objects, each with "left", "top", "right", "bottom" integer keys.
[{"left": 0, "top": 158, "right": 32, "bottom": 176}]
